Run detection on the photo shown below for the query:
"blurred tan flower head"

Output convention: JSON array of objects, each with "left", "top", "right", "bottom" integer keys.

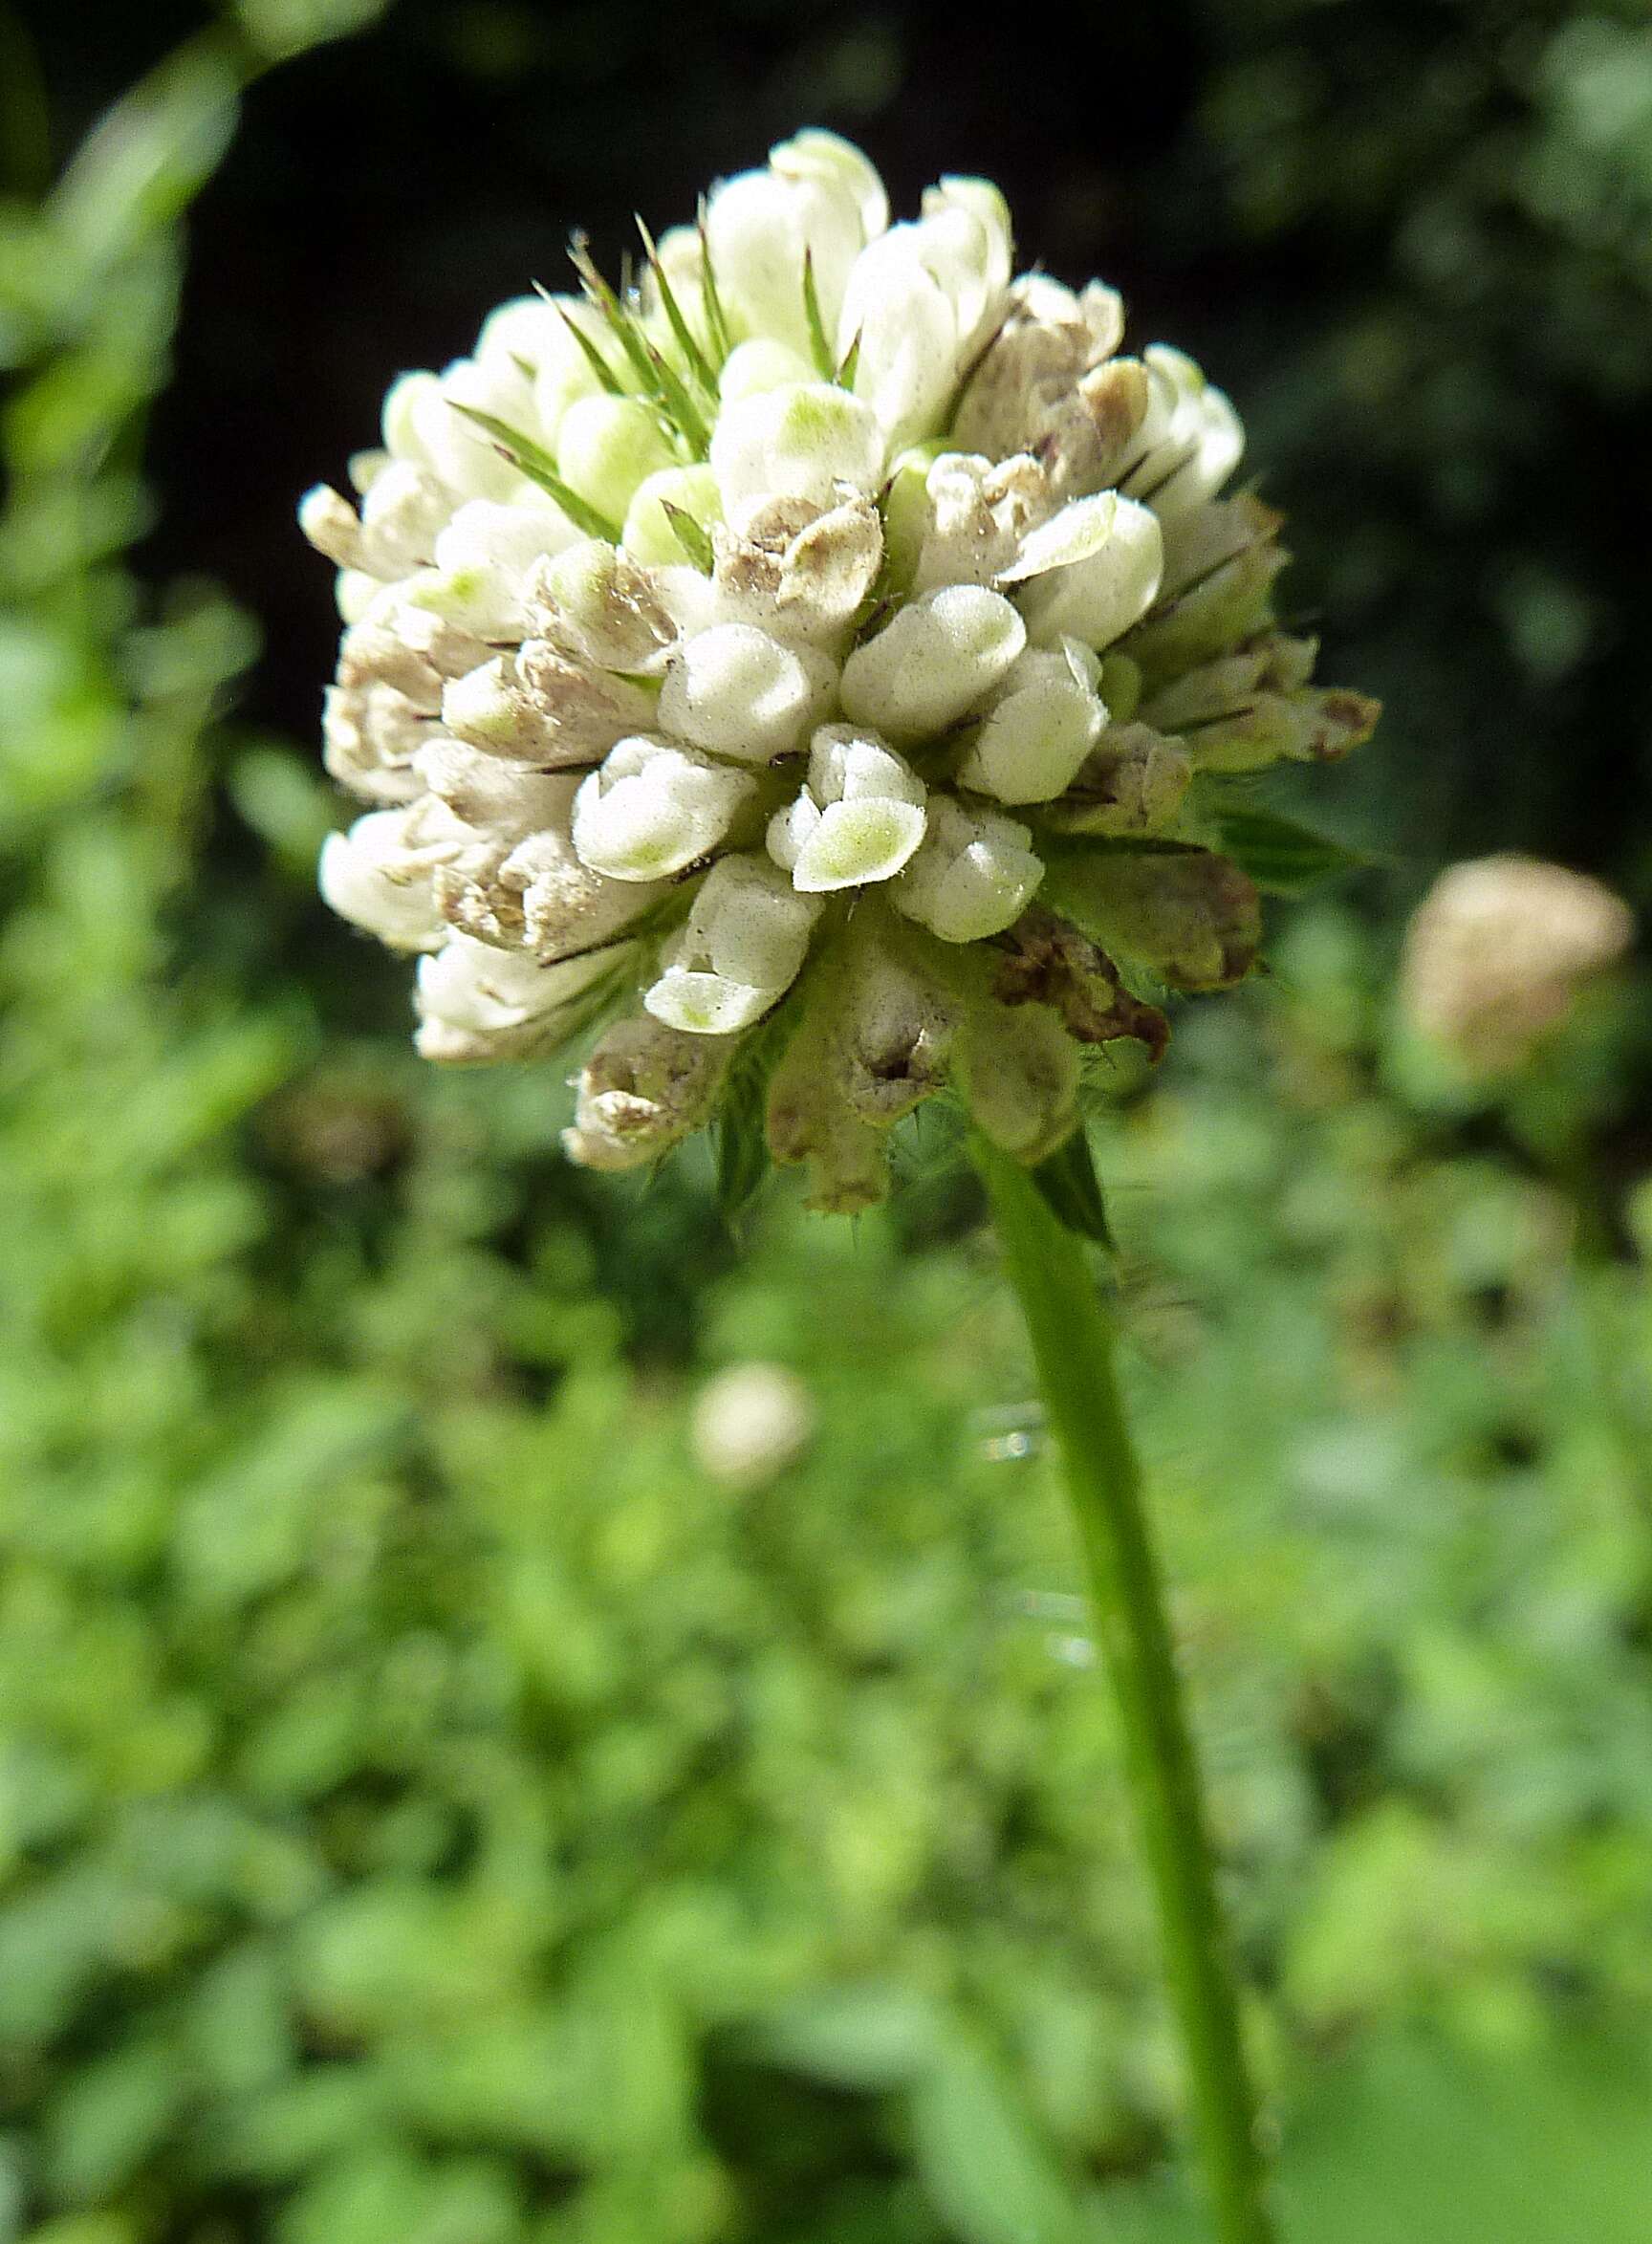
[{"left": 1401, "top": 853, "right": 1634, "bottom": 1076}]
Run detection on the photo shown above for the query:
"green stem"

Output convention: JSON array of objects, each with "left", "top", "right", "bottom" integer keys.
[{"left": 971, "top": 1134, "right": 1275, "bottom": 2244}]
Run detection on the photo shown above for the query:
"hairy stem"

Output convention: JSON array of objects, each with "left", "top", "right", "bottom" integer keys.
[{"left": 972, "top": 1133, "right": 1275, "bottom": 2244}]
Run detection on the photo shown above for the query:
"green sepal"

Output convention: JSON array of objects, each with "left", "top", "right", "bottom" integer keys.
[
  {"left": 568, "top": 235, "right": 707, "bottom": 454},
  {"left": 1029, "top": 1125, "right": 1114, "bottom": 1249}
]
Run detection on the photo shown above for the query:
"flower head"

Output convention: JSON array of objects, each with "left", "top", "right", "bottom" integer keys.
[
  {"left": 1401, "top": 855, "right": 1633, "bottom": 1077},
  {"left": 302, "top": 129, "right": 1378, "bottom": 1208}
]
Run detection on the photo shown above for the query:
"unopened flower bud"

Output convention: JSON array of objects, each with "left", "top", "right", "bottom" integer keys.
[
  {"left": 1011, "top": 492, "right": 1163, "bottom": 652},
  {"left": 555, "top": 395, "right": 678, "bottom": 527},
  {"left": 892, "top": 795, "right": 1043, "bottom": 943},
  {"left": 358, "top": 461, "right": 453, "bottom": 576},
  {"left": 524, "top": 294, "right": 611, "bottom": 433},
  {"left": 840, "top": 584, "right": 1026, "bottom": 740},
  {"left": 711, "top": 382, "right": 885, "bottom": 523},
  {"left": 621, "top": 465, "right": 725, "bottom": 570},
  {"left": 840, "top": 189, "right": 1010, "bottom": 448},
  {"left": 956, "top": 638, "right": 1105, "bottom": 804},
  {"left": 768, "top": 725, "right": 927, "bottom": 892},
  {"left": 335, "top": 570, "right": 380, "bottom": 624},
  {"left": 563, "top": 1011, "right": 732, "bottom": 1169},
  {"left": 658, "top": 623, "right": 837, "bottom": 764},
  {"left": 414, "top": 500, "right": 576, "bottom": 637},
  {"left": 406, "top": 360, "right": 540, "bottom": 502},
  {"left": 1185, "top": 688, "right": 1381, "bottom": 775},
  {"left": 1141, "top": 634, "right": 1316, "bottom": 731},
  {"left": 706, "top": 130, "right": 883, "bottom": 355},
  {"left": 298, "top": 484, "right": 366, "bottom": 570},
  {"left": 319, "top": 799, "right": 471, "bottom": 950},
  {"left": 1121, "top": 347, "right": 1244, "bottom": 521},
  {"left": 1131, "top": 497, "right": 1286, "bottom": 676},
  {"left": 572, "top": 736, "right": 755, "bottom": 881},
  {"left": 718, "top": 338, "right": 817, "bottom": 403},
  {"left": 645, "top": 854, "right": 821, "bottom": 1034}
]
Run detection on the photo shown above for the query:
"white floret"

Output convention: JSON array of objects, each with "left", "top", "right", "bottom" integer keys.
[{"left": 572, "top": 736, "right": 756, "bottom": 881}]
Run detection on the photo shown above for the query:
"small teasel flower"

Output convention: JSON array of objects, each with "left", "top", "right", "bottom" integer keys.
[
  {"left": 1401, "top": 855, "right": 1634, "bottom": 1078},
  {"left": 302, "top": 127, "right": 1378, "bottom": 1205}
]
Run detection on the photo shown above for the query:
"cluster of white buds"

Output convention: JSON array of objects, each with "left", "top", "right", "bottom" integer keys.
[{"left": 303, "top": 129, "right": 1378, "bottom": 1208}]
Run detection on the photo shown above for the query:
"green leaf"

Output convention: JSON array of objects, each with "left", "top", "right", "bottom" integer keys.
[
  {"left": 909, "top": 2030, "right": 1085, "bottom": 2244},
  {"left": 1029, "top": 1127, "right": 1114, "bottom": 1249},
  {"left": 446, "top": 403, "right": 621, "bottom": 541},
  {"left": 1212, "top": 805, "right": 1363, "bottom": 897},
  {"left": 751, "top": 1984, "right": 942, "bottom": 2091}
]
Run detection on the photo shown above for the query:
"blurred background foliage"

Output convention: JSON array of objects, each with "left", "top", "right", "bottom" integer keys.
[{"left": 2, "top": 0, "right": 1651, "bottom": 2239}]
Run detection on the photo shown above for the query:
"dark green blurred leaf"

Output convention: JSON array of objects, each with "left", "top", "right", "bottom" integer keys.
[
  {"left": 1212, "top": 806, "right": 1363, "bottom": 898},
  {"left": 1031, "top": 1128, "right": 1114, "bottom": 1249}
]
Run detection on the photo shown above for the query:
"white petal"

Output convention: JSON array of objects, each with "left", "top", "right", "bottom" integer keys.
[{"left": 790, "top": 797, "right": 928, "bottom": 892}]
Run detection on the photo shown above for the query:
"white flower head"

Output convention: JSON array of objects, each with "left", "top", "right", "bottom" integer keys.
[{"left": 305, "top": 128, "right": 1375, "bottom": 1203}]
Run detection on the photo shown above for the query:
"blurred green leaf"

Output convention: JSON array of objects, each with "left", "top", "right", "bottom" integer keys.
[{"left": 1210, "top": 806, "right": 1363, "bottom": 898}]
